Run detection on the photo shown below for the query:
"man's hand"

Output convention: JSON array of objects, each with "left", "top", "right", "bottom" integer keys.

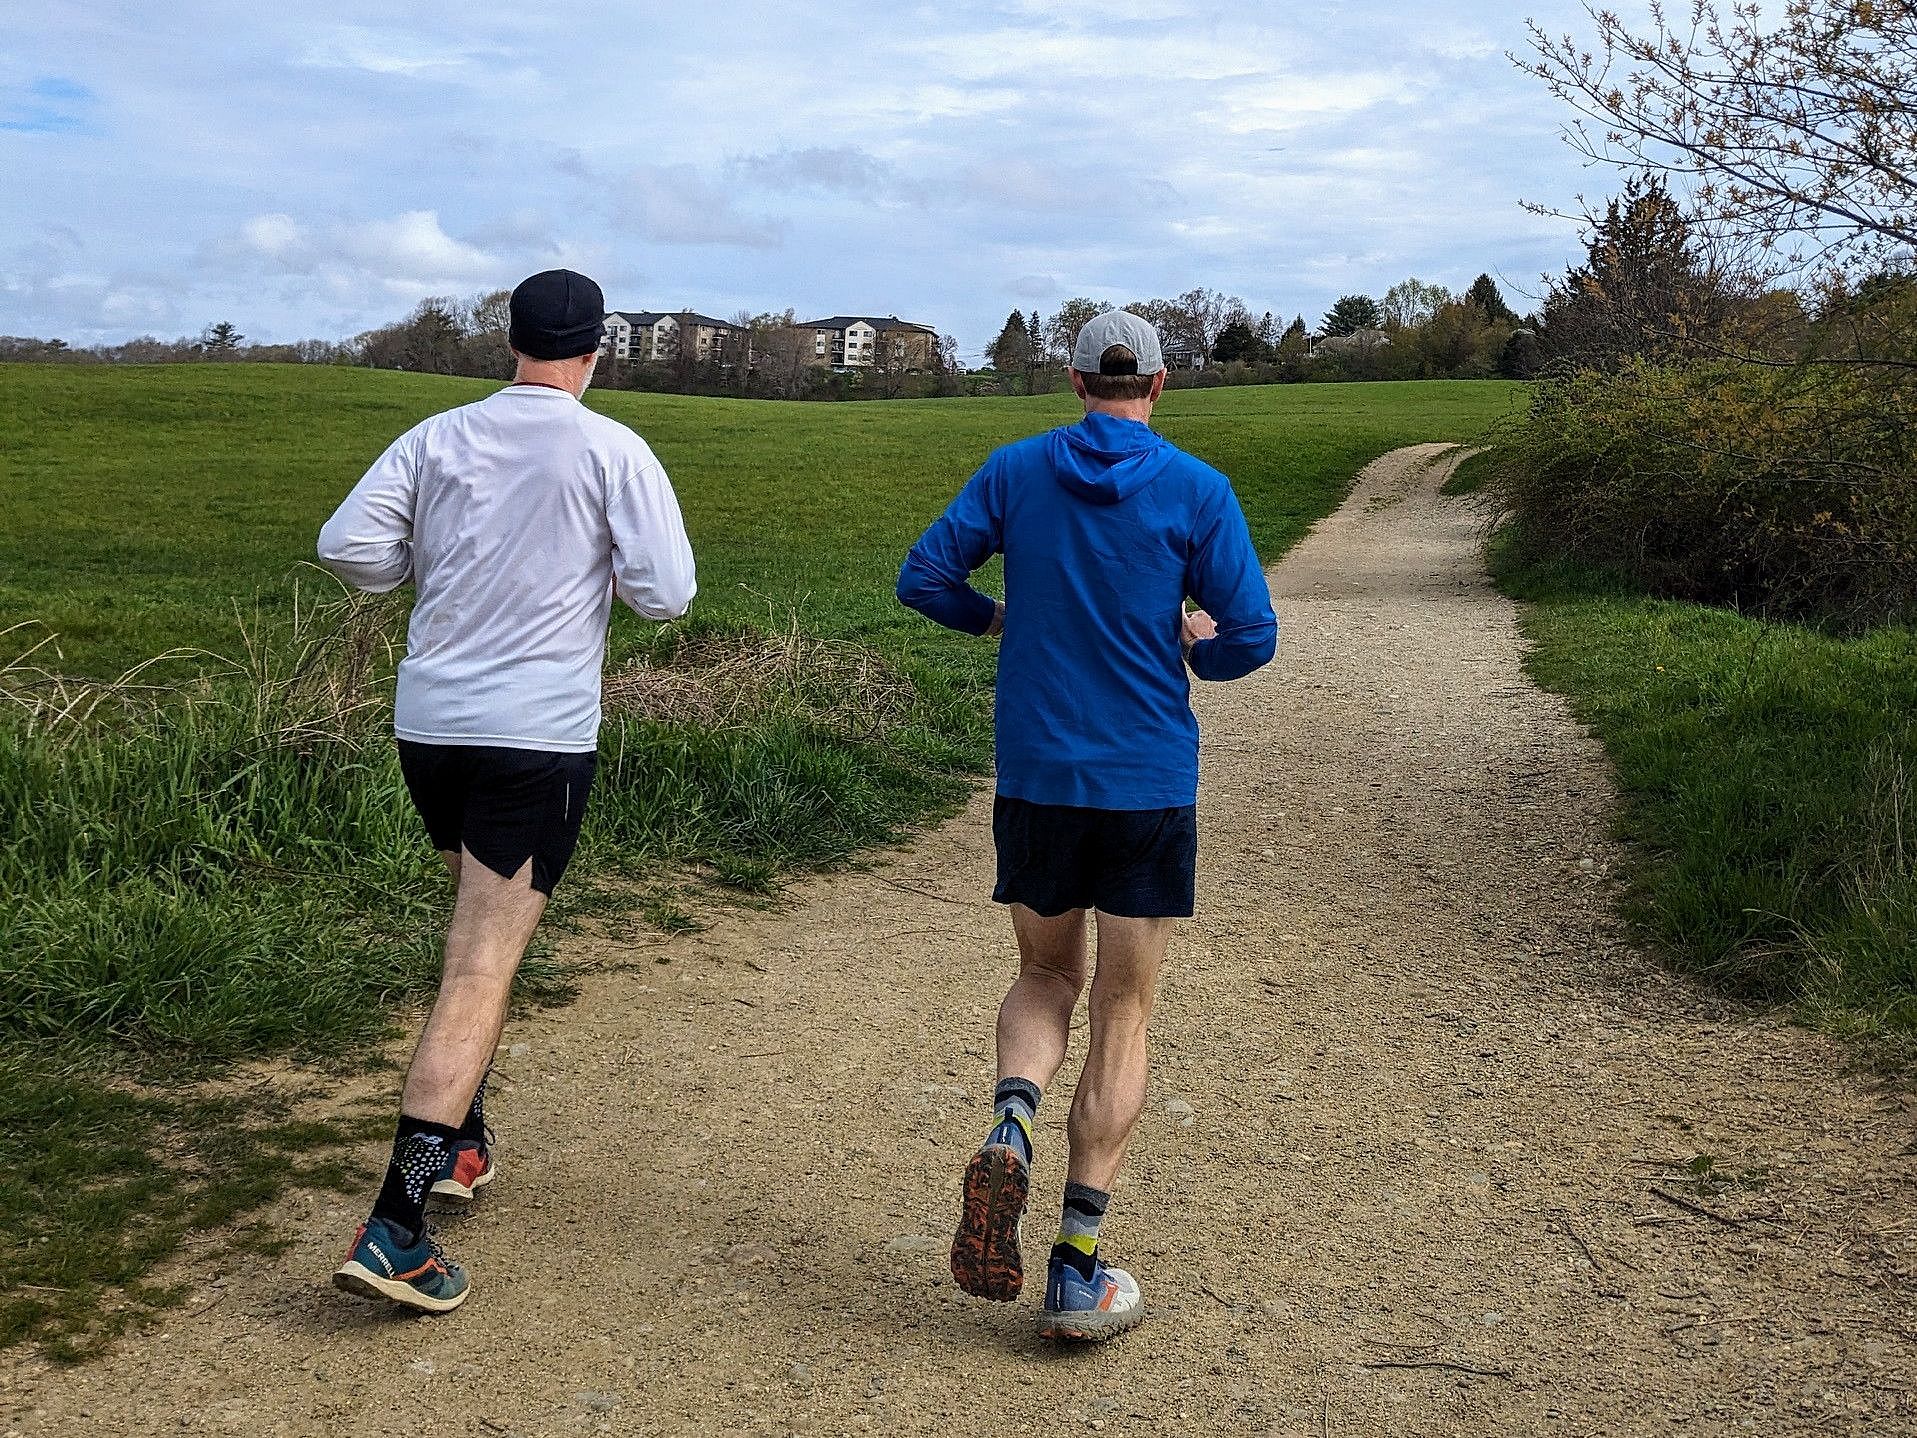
[
  {"left": 985, "top": 601, "right": 1006, "bottom": 639},
  {"left": 1181, "top": 607, "right": 1217, "bottom": 656}
]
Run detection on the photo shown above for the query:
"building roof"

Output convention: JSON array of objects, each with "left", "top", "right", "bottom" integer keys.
[
  {"left": 606, "top": 310, "right": 742, "bottom": 330},
  {"left": 798, "top": 315, "right": 937, "bottom": 335}
]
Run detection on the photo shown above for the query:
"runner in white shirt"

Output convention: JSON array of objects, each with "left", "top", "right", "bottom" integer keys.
[{"left": 319, "top": 269, "right": 695, "bottom": 1314}]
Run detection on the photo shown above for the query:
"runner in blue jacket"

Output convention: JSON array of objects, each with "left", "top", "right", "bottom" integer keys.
[{"left": 897, "top": 309, "right": 1276, "bottom": 1341}]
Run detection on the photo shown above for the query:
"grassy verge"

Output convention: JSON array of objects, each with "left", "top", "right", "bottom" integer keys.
[
  {"left": 1440, "top": 446, "right": 1497, "bottom": 497},
  {"left": 1492, "top": 545, "right": 1917, "bottom": 1051},
  {"left": 0, "top": 366, "right": 1521, "bottom": 1353},
  {"left": 0, "top": 1052, "right": 380, "bottom": 1360}
]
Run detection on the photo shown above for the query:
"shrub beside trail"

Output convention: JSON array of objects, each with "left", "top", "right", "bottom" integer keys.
[{"left": 1490, "top": 360, "right": 1917, "bottom": 629}]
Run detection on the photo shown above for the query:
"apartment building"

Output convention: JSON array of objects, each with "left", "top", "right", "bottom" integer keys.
[
  {"left": 601, "top": 311, "right": 746, "bottom": 364},
  {"left": 796, "top": 315, "right": 938, "bottom": 370}
]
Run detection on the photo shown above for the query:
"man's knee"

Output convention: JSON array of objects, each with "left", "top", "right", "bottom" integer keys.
[
  {"left": 1021, "top": 951, "right": 1090, "bottom": 999},
  {"left": 1086, "top": 972, "right": 1155, "bottom": 1028},
  {"left": 1012, "top": 905, "right": 1090, "bottom": 989}
]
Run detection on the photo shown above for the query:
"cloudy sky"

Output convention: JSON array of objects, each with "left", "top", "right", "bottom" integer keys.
[{"left": 2, "top": 1, "right": 1631, "bottom": 361}]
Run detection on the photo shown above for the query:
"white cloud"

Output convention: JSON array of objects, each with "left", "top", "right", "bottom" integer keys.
[
  {"left": 238, "top": 213, "right": 302, "bottom": 261},
  {"left": 297, "top": 25, "right": 505, "bottom": 79},
  {"left": 731, "top": 146, "right": 899, "bottom": 196},
  {"left": 1201, "top": 69, "right": 1421, "bottom": 135},
  {"left": 1420, "top": 29, "right": 1502, "bottom": 61},
  {"left": 335, "top": 211, "right": 497, "bottom": 286},
  {"left": 905, "top": 28, "right": 1268, "bottom": 85},
  {"left": 228, "top": 208, "right": 506, "bottom": 298}
]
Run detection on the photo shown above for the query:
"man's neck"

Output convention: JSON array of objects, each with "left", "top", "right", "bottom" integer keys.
[
  {"left": 1081, "top": 400, "right": 1155, "bottom": 424},
  {"left": 512, "top": 360, "right": 588, "bottom": 397}
]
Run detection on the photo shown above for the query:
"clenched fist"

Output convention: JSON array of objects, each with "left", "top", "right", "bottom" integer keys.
[{"left": 1181, "top": 607, "right": 1217, "bottom": 653}]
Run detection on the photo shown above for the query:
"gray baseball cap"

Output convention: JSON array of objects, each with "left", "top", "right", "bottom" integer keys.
[{"left": 1070, "top": 309, "right": 1165, "bottom": 376}]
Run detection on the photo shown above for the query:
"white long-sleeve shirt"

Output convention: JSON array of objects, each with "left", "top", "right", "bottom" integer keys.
[{"left": 316, "top": 384, "right": 696, "bottom": 752}]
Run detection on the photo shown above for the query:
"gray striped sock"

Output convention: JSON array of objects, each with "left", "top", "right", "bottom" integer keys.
[{"left": 1054, "top": 1180, "right": 1110, "bottom": 1278}]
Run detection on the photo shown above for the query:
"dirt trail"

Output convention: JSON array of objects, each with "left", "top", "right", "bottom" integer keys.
[{"left": 5, "top": 445, "right": 1914, "bottom": 1437}]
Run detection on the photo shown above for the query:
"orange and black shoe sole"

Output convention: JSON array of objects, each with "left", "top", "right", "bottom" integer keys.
[{"left": 951, "top": 1144, "right": 1029, "bottom": 1302}]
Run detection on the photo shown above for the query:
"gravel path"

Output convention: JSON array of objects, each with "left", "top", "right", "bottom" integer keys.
[{"left": 4, "top": 445, "right": 1913, "bottom": 1437}]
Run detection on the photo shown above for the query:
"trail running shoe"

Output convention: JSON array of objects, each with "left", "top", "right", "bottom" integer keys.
[
  {"left": 332, "top": 1216, "right": 470, "bottom": 1313},
  {"left": 430, "top": 1137, "right": 496, "bottom": 1204},
  {"left": 951, "top": 1139, "right": 1030, "bottom": 1301},
  {"left": 1037, "top": 1254, "right": 1145, "bottom": 1342}
]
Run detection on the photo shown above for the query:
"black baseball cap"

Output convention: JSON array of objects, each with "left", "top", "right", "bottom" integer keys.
[{"left": 509, "top": 269, "right": 606, "bottom": 360}]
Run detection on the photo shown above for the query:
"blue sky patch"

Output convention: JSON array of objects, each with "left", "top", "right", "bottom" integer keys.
[{"left": 0, "top": 76, "right": 95, "bottom": 134}]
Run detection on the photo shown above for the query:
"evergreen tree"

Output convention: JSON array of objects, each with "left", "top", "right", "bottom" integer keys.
[
  {"left": 1212, "top": 320, "right": 1265, "bottom": 364},
  {"left": 1465, "top": 274, "right": 1517, "bottom": 323},
  {"left": 200, "top": 321, "right": 243, "bottom": 354},
  {"left": 1537, "top": 175, "right": 1728, "bottom": 369},
  {"left": 1321, "top": 295, "right": 1383, "bottom": 337},
  {"left": 988, "top": 310, "right": 1032, "bottom": 373}
]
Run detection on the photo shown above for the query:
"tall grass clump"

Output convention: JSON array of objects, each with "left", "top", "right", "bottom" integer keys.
[
  {"left": 1, "top": 594, "right": 445, "bottom": 1051},
  {"left": 1, "top": 591, "right": 979, "bottom": 1054}
]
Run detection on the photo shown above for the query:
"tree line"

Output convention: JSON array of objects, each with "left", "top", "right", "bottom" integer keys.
[
  {"left": 982, "top": 274, "right": 1540, "bottom": 394},
  {"left": 0, "top": 298, "right": 969, "bottom": 402}
]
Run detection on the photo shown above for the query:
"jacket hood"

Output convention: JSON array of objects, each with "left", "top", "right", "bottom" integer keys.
[{"left": 1048, "top": 412, "right": 1174, "bottom": 505}]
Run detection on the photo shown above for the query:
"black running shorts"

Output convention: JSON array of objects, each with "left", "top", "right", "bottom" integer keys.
[
  {"left": 396, "top": 741, "right": 597, "bottom": 896},
  {"left": 991, "top": 795, "right": 1198, "bottom": 919}
]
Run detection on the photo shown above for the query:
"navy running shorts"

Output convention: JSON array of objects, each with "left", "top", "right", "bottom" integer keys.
[
  {"left": 991, "top": 795, "right": 1198, "bottom": 919},
  {"left": 396, "top": 741, "right": 597, "bottom": 896}
]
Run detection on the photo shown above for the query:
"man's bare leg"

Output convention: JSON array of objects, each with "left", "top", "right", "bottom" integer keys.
[
  {"left": 995, "top": 905, "right": 1090, "bottom": 1090},
  {"left": 1065, "top": 914, "right": 1171, "bottom": 1191},
  {"left": 335, "top": 849, "right": 547, "bottom": 1312},
  {"left": 1033, "top": 912, "right": 1171, "bottom": 1339},
  {"left": 401, "top": 851, "right": 546, "bottom": 1126},
  {"left": 953, "top": 905, "right": 1088, "bottom": 1301}
]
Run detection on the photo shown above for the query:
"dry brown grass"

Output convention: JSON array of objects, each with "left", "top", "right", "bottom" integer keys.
[
  {"left": 603, "top": 620, "right": 916, "bottom": 738},
  {"left": 0, "top": 577, "right": 405, "bottom": 750}
]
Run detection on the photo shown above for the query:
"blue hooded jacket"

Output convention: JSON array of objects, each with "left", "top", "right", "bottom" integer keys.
[{"left": 897, "top": 412, "right": 1277, "bottom": 810}]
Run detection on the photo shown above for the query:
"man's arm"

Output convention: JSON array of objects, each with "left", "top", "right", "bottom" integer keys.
[
  {"left": 896, "top": 460, "right": 1002, "bottom": 637},
  {"left": 609, "top": 451, "right": 697, "bottom": 621},
  {"left": 316, "top": 432, "right": 419, "bottom": 592},
  {"left": 1184, "top": 483, "right": 1277, "bottom": 681}
]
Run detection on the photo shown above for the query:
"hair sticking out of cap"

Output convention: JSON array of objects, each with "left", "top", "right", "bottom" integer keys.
[{"left": 1098, "top": 345, "right": 1140, "bottom": 377}]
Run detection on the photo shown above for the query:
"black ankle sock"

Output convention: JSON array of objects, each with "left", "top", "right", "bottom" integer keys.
[
  {"left": 370, "top": 1115, "right": 460, "bottom": 1245},
  {"left": 458, "top": 1069, "right": 490, "bottom": 1145}
]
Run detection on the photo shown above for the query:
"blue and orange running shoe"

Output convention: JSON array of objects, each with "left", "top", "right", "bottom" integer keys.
[
  {"left": 951, "top": 1116, "right": 1031, "bottom": 1301},
  {"left": 1037, "top": 1254, "right": 1145, "bottom": 1341},
  {"left": 332, "top": 1216, "right": 470, "bottom": 1313},
  {"left": 430, "top": 1135, "right": 496, "bottom": 1205}
]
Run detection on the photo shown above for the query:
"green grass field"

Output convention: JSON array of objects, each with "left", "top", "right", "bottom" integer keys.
[
  {"left": 0, "top": 363, "right": 1520, "bottom": 1355},
  {"left": 1, "top": 365, "right": 1524, "bottom": 676}
]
